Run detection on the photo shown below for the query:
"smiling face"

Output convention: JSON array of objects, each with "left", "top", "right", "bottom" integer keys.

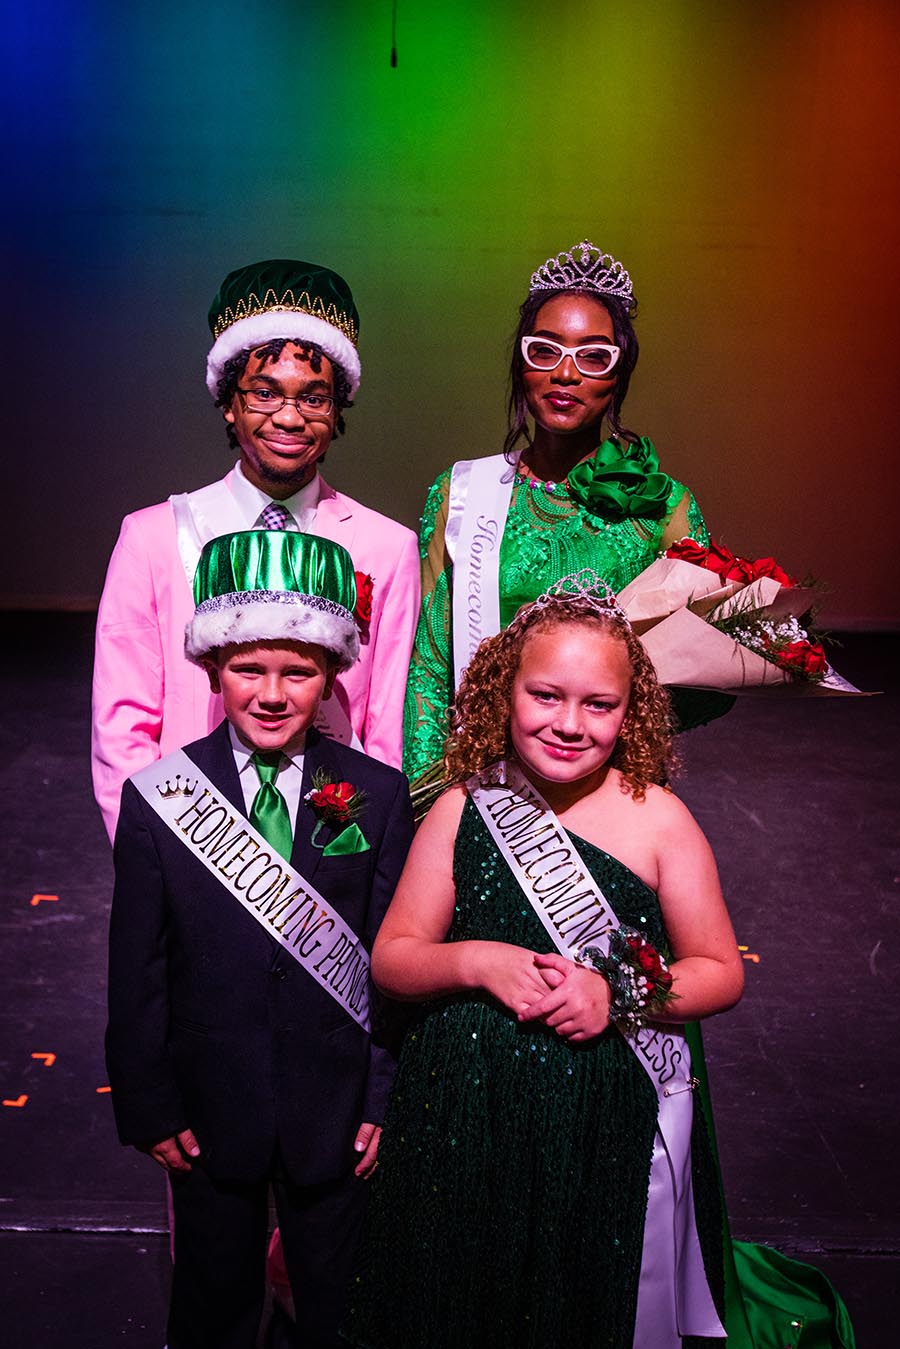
[
  {"left": 224, "top": 343, "right": 336, "bottom": 495},
  {"left": 523, "top": 293, "right": 618, "bottom": 439},
  {"left": 510, "top": 621, "right": 632, "bottom": 794},
  {"left": 207, "top": 640, "right": 336, "bottom": 756}
]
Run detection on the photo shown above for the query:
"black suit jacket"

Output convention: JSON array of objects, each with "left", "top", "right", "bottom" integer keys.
[{"left": 106, "top": 722, "right": 414, "bottom": 1184}]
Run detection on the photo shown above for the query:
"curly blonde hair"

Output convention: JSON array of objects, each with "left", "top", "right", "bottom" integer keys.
[{"left": 444, "top": 599, "right": 676, "bottom": 800}]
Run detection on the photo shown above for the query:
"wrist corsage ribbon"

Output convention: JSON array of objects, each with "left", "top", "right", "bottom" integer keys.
[{"left": 579, "top": 926, "right": 677, "bottom": 1030}]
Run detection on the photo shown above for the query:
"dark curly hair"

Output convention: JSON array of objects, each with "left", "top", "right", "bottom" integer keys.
[
  {"left": 215, "top": 337, "right": 353, "bottom": 451},
  {"left": 444, "top": 599, "right": 676, "bottom": 800},
  {"left": 503, "top": 287, "right": 641, "bottom": 458}
]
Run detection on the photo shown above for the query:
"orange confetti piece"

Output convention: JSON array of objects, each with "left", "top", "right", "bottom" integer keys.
[
  {"left": 30, "top": 893, "right": 59, "bottom": 906},
  {"left": 95, "top": 1086, "right": 111, "bottom": 1094},
  {"left": 31, "top": 1053, "right": 56, "bottom": 1067},
  {"left": 3, "top": 1095, "right": 28, "bottom": 1108},
  {"left": 741, "top": 952, "right": 761, "bottom": 964}
]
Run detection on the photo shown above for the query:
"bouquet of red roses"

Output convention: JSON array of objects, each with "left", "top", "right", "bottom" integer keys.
[{"left": 617, "top": 538, "right": 860, "bottom": 695}]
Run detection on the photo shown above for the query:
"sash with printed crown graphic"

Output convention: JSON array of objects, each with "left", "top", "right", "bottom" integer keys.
[{"left": 132, "top": 748, "right": 371, "bottom": 1031}]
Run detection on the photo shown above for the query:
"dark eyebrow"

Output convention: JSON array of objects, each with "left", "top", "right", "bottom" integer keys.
[
  {"left": 244, "top": 373, "right": 332, "bottom": 392},
  {"left": 531, "top": 329, "right": 615, "bottom": 343}
]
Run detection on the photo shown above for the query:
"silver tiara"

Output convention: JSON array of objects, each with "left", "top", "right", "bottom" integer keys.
[
  {"left": 529, "top": 240, "right": 633, "bottom": 304},
  {"left": 511, "top": 570, "right": 630, "bottom": 627}
]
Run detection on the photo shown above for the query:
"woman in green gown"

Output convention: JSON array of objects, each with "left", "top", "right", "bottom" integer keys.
[{"left": 403, "top": 238, "right": 710, "bottom": 785}]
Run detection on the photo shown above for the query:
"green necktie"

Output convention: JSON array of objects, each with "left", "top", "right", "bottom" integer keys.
[{"left": 249, "top": 752, "right": 293, "bottom": 861}]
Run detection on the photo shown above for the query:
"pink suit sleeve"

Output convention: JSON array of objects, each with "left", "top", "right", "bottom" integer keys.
[
  {"left": 360, "top": 526, "right": 421, "bottom": 770},
  {"left": 91, "top": 514, "right": 166, "bottom": 842}
]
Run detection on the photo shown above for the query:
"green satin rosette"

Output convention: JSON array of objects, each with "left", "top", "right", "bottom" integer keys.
[{"left": 566, "top": 437, "right": 674, "bottom": 521}]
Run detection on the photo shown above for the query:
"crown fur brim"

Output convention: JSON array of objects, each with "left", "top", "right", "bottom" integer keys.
[
  {"left": 206, "top": 312, "right": 361, "bottom": 399},
  {"left": 185, "top": 598, "right": 359, "bottom": 671}
]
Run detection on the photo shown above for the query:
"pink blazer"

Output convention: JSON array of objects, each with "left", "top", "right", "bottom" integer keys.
[{"left": 92, "top": 471, "right": 420, "bottom": 840}]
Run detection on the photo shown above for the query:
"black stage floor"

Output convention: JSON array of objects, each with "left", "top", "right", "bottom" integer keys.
[{"left": 1, "top": 615, "right": 897, "bottom": 1346}]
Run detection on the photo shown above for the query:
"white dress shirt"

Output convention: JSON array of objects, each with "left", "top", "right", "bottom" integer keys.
[
  {"left": 229, "top": 722, "right": 305, "bottom": 836},
  {"left": 229, "top": 461, "right": 321, "bottom": 532}
]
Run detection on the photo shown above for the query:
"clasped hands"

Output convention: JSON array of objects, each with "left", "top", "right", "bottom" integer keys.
[{"left": 484, "top": 944, "right": 611, "bottom": 1043}]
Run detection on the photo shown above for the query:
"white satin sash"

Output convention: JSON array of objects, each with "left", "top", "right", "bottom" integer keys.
[
  {"left": 466, "top": 762, "right": 724, "bottom": 1341},
  {"left": 170, "top": 485, "right": 363, "bottom": 751},
  {"left": 132, "top": 749, "right": 371, "bottom": 1031},
  {"left": 445, "top": 454, "right": 519, "bottom": 689}
]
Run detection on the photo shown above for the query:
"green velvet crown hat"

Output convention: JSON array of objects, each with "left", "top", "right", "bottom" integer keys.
[
  {"left": 184, "top": 531, "right": 360, "bottom": 671},
  {"left": 206, "top": 258, "right": 361, "bottom": 399}
]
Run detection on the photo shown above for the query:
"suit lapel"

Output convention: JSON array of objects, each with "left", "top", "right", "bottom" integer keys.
[
  {"left": 184, "top": 720, "right": 245, "bottom": 815},
  {"left": 187, "top": 723, "right": 335, "bottom": 887},
  {"left": 293, "top": 728, "right": 327, "bottom": 885},
  {"left": 314, "top": 478, "right": 357, "bottom": 555}
]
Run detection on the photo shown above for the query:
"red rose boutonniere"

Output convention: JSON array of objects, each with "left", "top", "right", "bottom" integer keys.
[
  {"left": 305, "top": 770, "right": 369, "bottom": 853},
  {"left": 354, "top": 572, "right": 374, "bottom": 628}
]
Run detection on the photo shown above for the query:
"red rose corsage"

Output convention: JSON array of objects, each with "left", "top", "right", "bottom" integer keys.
[{"left": 579, "top": 926, "right": 678, "bottom": 1031}]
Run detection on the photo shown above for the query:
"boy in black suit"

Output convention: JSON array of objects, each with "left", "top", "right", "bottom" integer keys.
[{"left": 106, "top": 530, "right": 414, "bottom": 1349}]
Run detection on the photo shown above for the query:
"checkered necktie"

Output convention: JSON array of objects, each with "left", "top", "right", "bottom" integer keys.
[{"left": 255, "top": 501, "right": 298, "bottom": 531}]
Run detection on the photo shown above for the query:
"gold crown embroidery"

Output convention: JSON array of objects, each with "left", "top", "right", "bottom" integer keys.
[
  {"left": 213, "top": 287, "right": 359, "bottom": 346},
  {"left": 156, "top": 774, "right": 198, "bottom": 800}
]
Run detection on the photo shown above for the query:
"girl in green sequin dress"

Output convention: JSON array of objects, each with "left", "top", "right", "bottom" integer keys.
[
  {"left": 403, "top": 240, "right": 711, "bottom": 786},
  {"left": 346, "top": 592, "right": 746, "bottom": 1348}
]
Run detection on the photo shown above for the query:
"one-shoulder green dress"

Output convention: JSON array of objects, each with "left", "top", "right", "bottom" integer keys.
[
  {"left": 345, "top": 801, "right": 856, "bottom": 1349},
  {"left": 344, "top": 800, "right": 727, "bottom": 1348}
]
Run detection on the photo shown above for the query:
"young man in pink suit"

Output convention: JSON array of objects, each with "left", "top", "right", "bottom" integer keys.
[{"left": 92, "top": 258, "right": 420, "bottom": 839}]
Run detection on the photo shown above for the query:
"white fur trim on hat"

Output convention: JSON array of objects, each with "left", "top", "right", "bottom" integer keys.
[
  {"left": 184, "top": 593, "right": 360, "bottom": 671},
  {"left": 206, "top": 312, "right": 361, "bottom": 399}
]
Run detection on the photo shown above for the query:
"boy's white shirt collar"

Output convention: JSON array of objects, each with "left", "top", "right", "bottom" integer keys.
[
  {"left": 230, "top": 461, "right": 322, "bottom": 531},
  {"left": 228, "top": 721, "right": 305, "bottom": 831}
]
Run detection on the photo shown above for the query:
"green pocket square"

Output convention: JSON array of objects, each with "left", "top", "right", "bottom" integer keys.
[{"left": 323, "top": 823, "right": 370, "bottom": 857}]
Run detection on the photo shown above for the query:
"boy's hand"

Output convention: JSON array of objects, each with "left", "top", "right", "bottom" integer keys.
[
  {"left": 353, "top": 1122, "right": 382, "bottom": 1178},
  {"left": 138, "top": 1128, "right": 201, "bottom": 1173}
]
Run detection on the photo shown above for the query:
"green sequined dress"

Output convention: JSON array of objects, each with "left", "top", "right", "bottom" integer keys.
[
  {"left": 402, "top": 455, "right": 709, "bottom": 781},
  {"left": 344, "top": 800, "right": 726, "bottom": 1349}
]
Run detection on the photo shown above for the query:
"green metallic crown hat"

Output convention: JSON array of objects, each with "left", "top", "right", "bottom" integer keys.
[
  {"left": 184, "top": 531, "right": 360, "bottom": 671},
  {"left": 206, "top": 258, "right": 361, "bottom": 400}
]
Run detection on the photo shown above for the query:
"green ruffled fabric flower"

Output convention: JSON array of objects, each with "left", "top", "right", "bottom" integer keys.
[{"left": 566, "top": 438, "right": 674, "bottom": 521}]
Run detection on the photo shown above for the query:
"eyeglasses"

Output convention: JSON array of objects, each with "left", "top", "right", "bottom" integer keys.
[
  {"left": 237, "top": 387, "right": 336, "bottom": 417},
  {"left": 520, "top": 336, "right": 621, "bottom": 377}
]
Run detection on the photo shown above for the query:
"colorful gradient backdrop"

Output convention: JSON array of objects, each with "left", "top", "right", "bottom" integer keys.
[{"left": 7, "top": 0, "right": 899, "bottom": 624}]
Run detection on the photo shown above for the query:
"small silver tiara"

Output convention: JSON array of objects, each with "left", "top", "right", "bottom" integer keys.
[
  {"left": 513, "top": 570, "right": 630, "bottom": 627},
  {"left": 529, "top": 240, "right": 633, "bottom": 304}
]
